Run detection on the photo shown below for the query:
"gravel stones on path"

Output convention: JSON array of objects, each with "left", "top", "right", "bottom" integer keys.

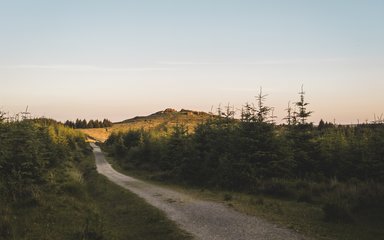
[{"left": 91, "top": 143, "right": 309, "bottom": 240}]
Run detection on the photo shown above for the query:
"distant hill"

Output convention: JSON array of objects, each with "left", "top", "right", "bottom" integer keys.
[
  {"left": 119, "top": 108, "right": 211, "bottom": 123},
  {"left": 79, "top": 108, "right": 213, "bottom": 142}
]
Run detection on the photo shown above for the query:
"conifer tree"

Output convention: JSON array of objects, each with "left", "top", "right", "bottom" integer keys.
[
  {"left": 87, "top": 120, "right": 95, "bottom": 128},
  {"left": 295, "top": 85, "right": 313, "bottom": 125},
  {"left": 103, "top": 119, "right": 113, "bottom": 127},
  {"left": 269, "top": 107, "right": 277, "bottom": 124},
  {"left": 81, "top": 119, "right": 87, "bottom": 128},
  {"left": 241, "top": 102, "right": 254, "bottom": 122},
  {"left": 75, "top": 119, "right": 81, "bottom": 128},
  {"left": 318, "top": 119, "right": 325, "bottom": 130},
  {"left": 283, "top": 101, "right": 293, "bottom": 125},
  {"left": 222, "top": 103, "right": 235, "bottom": 121},
  {"left": 255, "top": 87, "right": 271, "bottom": 123}
]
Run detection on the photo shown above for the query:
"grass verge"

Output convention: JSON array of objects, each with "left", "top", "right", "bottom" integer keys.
[
  {"left": 103, "top": 154, "right": 384, "bottom": 240},
  {"left": 84, "top": 156, "right": 192, "bottom": 240},
  {"left": 0, "top": 147, "right": 191, "bottom": 240}
]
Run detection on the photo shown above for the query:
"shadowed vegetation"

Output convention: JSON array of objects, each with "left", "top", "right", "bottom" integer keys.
[
  {"left": 0, "top": 117, "right": 191, "bottom": 240},
  {"left": 103, "top": 89, "right": 384, "bottom": 240}
]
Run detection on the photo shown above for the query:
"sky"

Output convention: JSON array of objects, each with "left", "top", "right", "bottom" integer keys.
[{"left": 1, "top": 0, "right": 383, "bottom": 124}]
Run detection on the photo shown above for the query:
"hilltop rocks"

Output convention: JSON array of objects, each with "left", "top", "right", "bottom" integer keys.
[
  {"left": 152, "top": 108, "right": 176, "bottom": 116},
  {"left": 119, "top": 108, "right": 211, "bottom": 124},
  {"left": 154, "top": 108, "right": 204, "bottom": 116},
  {"left": 164, "top": 108, "right": 177, "bottom": 113}
]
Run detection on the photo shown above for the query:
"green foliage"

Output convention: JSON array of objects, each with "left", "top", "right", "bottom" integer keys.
[
  {"left": 0, "top": 206, "right": 12, "bottom": 239},
  {"left": 105, "top": 117, "right": 292, "bottom": 190},
  {"left": 85, "top": 165, "right": 192, "bottom": 240},
  {"left": 0, "top": 119, "right": 94, "bottom": 239},
  {"left": 261, "top": 179, "right": 294, "bottom": 198},
  {"left": 294, "top": 85, "right": 313, "bottom": 125},
  {"left": 105, "top": 117, "right": 384, "bottom": 186},
  {"left": 0, "top": 120, "right": 84, "bottom": 198},
  {"left": 0, "top": 118, "right": 190, "bottom": 240},
  {"left": 104, "top": 108, "right": 384, "bottom": 232},
  {"left": 103, "top": 86, "right": 384, "bottom": 234},
  {"left": 65, "top": 118, "right": 113, "bottom": 129}
]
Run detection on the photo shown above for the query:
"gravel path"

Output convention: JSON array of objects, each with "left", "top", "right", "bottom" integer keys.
[{"left": 91, "top": 143, "right": 309, "bottom": 240}]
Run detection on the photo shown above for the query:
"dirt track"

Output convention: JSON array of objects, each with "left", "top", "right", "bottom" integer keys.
[{"left": 91, "top": 143, "right": 308, "bottom": 240}]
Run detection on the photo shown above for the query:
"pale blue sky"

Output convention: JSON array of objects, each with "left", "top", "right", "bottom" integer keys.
[{"left": 1, "top": 0, "right": 383, "bottom": 123}]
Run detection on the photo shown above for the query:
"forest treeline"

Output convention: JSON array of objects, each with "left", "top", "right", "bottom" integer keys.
[
  {"left": 64, "top": 118, "right": 113, "bottom": 129},
  {"left": 104, "top": 89, "right": 384, "bottom": 223}
]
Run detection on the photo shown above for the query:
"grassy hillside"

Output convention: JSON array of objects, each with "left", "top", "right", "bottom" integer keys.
[{"left": 80, "top": 108, "right": 213, "bottom": 142}]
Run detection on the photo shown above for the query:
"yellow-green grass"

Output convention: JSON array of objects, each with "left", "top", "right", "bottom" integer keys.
[
  {"left": 79, "top": 109, "right": 214, "bottom": 142},
  {"left": 79, "top": 128, "right": 111, "bottom": 142}
]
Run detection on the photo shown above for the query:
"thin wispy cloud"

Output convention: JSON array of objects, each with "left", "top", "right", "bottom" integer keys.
[
  {"left": 0, "top": 58, "right": 354, "bottom": 72},
  {"left": 158, "top": 58, "right": 352, "bottom": 66},
  {"left": 0, "top": 65, "right": 175, "bottom": 72}
]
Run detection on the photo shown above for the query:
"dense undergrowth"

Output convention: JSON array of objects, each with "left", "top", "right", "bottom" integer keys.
[
  {"left": 0, "top": 119, "right": 190, "bottom": 240},
  {"left": 104, "top": 116, "right": 384, "bottom": 239}
]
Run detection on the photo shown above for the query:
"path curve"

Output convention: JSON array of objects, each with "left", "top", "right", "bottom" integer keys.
[{"left": 91, "top": 143, "right": 308, "bottom": 240}]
